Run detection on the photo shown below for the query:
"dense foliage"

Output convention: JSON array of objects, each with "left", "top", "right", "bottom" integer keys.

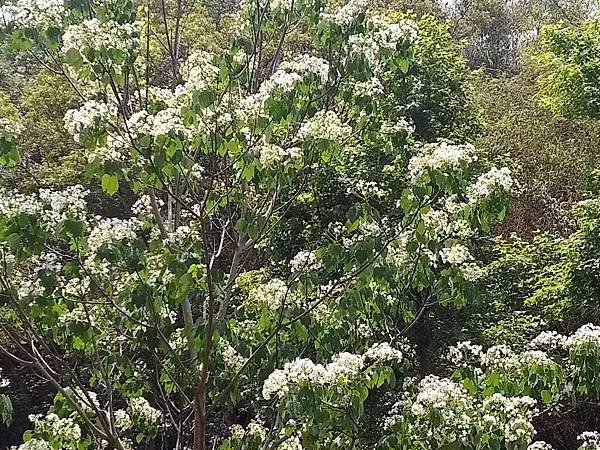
[{"left": 0, "top": 1, "right": 599, "bottom": 450}]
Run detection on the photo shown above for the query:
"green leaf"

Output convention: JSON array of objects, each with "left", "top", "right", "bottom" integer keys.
[
  {"left": 294, "top": 321, "right": 308, "bottom": 341},
  {"left": 541, "top": 389, "right": 552, "bottom": 404},
  {"left": 398, "top": 58, "right": 410, "bottom": 74},
  {"left": 101, "top": 174, "right": 119, "bottom": 195}
]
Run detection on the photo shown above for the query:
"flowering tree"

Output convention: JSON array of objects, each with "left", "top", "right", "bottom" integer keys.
[{"left": 0, "top": 0, "right": 519, "bottom": 449}]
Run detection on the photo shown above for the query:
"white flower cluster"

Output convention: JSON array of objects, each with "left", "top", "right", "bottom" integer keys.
[
  {"left": 86, "top": 135, "right": 129, "bottom": 164},
  {"left": 438, "top": 244, "right": 483, "bottom": 281},
  {"left": 0, "top": 367, "right": 9, "bottom": 388},
  {"left": 12, "top": 439, "right": 51, "bottom": 450},
  {"left": 262, "top": 353, "right": 363, "bottom": 400},
  {"left": 62, "top": 19, "right": 140, "bottom": 61},
  {"left": 114, "top": 409, "right": 133, "bottom": 431},
  {"left": 446, "top": 341, "right": 483, "bottom": 368},
  {"left": 64, "top": 100, "right": 116, "bottom": 141},
  {"left": 262, "top": 341, "right": 407, "bottom": 400},
  {"left": 279, "top": 54, "right": 330, "bottom": 83},
  {"left": 179, "top": 50, "right": 220, "bottom": 92},
  {"left": 290, "top": 250, "right": 321, "bottom": 273},
  {"left": 364, "top": 342, "right": 406, "bottom": 364},
  {"left": 481, "top": 393, "right": 537, "bottom": 442},
  {"left": 579, "top": 431, "right": 600, "bottom": 449},
  {"left": 9, "top": 0, "right": 64, "bottom": 29},
  {"left": 321, "top": 0, "right": 369, "bottom": 27},
  {"left": 348, "top": 18, "right": 419, "bottom": 68},
  {"left": 466, "top": 167, "right": 514, "bottom": 204},
  {"left": 399, "top": 376, "right": 537, "bottom": 446},
  {"left": 0, "top": 186, "right": 88, "bottom": 232},
  {"left": 229, "top": 421, "right": 268, "bottom": 442},
  {"left": 127, "top": 109, "right": 189, "bottom": 139},
  {"left": 439, "top": 244, "right": 473, "bottom": 266},
  {"left": 86, "top": 217, "right": 141, "bottom": 257},
  {"left": 373, "top": 18, "right": 419, "bottom": 50},
  {"left": 249, "top": 278, "right": 290, "bottom": 309},
  {"left": 239, "top": 69, "right": 302, "bottom": 120},
  {"left": 131, "top": 195, "right": 154, "bottom": 217},
  {"left": 299, "top": 110, "right": 351, "bottom": 142},
  {"left": 28, "top": 413, "right": 81, "bottom": 444},
  {"left": 528, "top": 331, "right": 568, "bottom": 351},
  {"left": 220, "top": 341, "right": 247, "bottom": 372},
  {"left": 127, "top": 397, "right": 162, "bottom": 430},
  {"left": 0, "top": 117, "right": 25, "bottom": 137},
  {"left": 257, "top": 140, "right": 301, "bottom": 166},
  {"left": 408, "top": 142, "right": 477, "bottom": 182},
  {"left": 354, "top": 77, "right": 384, "bottom": 97},
  {"left": 408, "top": 375, "right": 474, "bottom": 443},
  {"left": 565, "top": 323, "right": 600, "bottom": 354},
  {"left": 528, "top": 442, "right": 554, "bottom": 450},
  {"left": 57, "top": 304, "right": 94, "bottom": 328},
  {"left": 72, "top": 388, "right": 100, "bottom": 416},
  {"left": 526, "top": 324, "right": 600, "bottom": 357},
  {"left": 279, "top": 435, "right": 304, "bottom": 450}
]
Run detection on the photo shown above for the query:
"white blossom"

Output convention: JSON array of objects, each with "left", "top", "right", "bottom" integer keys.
[
  {"left": 279, "top": 54, "right": 329, "bottom": 83},
  {"left": 446, "top": 341, "right": 483, "bottom": 368},
  {"left": 321, "top": 0, "right": 369, "bottom": 27},
  {"left": 290, "top": 250, "right": 321, "bottom": 273},
  {"left": 64, "top": 100, "right": 116, "bottom": 141},
  {"left": 0, "top": 117, "right": 25, "bottom": 137},
  {"left": 440, "top": 244, "right": 473, "bottom": 266},
  {"left": 299, "top": 110, "right": 351, "bottom": 142},
  {"left": 408, "top": 142, "right": 477, "bottom": 181},
  {"left": 579, "top": 431, "right": 600, "bottom": 449},
  {"left": 565, "top": 323, "right": 600, "bottom": 353},
  {"left": 62, "top": 19, "right": 140, "bottom": 60},
  {"left": 114, "top": 409, "right": 132, "bottom": 431},
  {"left": 528, "top": 442, "right": 554, "bottom": 450},
  {"left": 127, "top": 397, "right": 162, "bottom": 429},
  {"left": 10, "top": 0, "right": 64, "bottom": 29},
  {"left": 12, "top": 439, "right": 51, "bottom": 450},
  {"left": 466, "top": 167, "right": 514, "bottom": 204},
  {"left": 29, "top": 413, "right": 82, "bottom": 444},
  {"left": 529, "top": 331, "right": 568, "bottom": 351}
]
